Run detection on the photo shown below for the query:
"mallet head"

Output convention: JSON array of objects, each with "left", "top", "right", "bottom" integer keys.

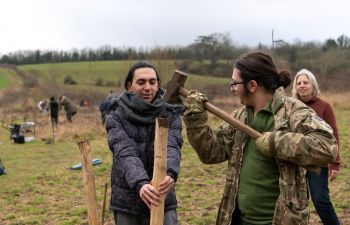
[{"left": 163, "top": 70, "right": 188, "bottom": 104}]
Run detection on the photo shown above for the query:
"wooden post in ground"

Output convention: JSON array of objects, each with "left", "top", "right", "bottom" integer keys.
[
  {"left": 101, "top": 182, "right": 108, "bottom": 225},
  {"left": 150, "top": 118, "right": 169, "bottom": 225},
  {"left": 77, "top": 140, "right": 101, "bottom": 225},
  {"left": 50, "top": 118, "right": 55, "bottom": 145}
]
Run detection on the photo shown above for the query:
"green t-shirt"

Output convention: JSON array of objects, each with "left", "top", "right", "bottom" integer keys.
[{"left": 237, "top": 101, "right": 280, "bottom": 225}]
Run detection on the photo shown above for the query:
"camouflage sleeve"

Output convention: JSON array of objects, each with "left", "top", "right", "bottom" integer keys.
[
  {"left": 256, "top": 106, "right": 338, "bottom": 167},
  {"left": 183, "top": 111, "right": 235, "bottom": 164}
]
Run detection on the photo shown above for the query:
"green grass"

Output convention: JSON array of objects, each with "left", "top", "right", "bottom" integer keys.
[
  {"left": 0, "top": 68, "right": 12, "bottom": 89},
  {"left": 18, "top": 60, "right": 230, "bottom": 98},
  {"left": 0, "top": 131, "right": 110, "bottom": 224},
  {"left": 1, "top": 105, "right": 349, "bottom": 225},
  {"left": 330, "top": 107, "right": 350, "bottom": 212},
  {"left": 1, "top": 61, "right": 349, "bottom": 224}
]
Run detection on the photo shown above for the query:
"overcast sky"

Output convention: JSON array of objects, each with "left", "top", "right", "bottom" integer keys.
[{"left": 1, "top": 0, "right": 349, "bottom": 54}]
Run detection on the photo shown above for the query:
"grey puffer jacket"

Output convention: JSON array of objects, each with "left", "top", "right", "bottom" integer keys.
[{"left": 105, "top": 92, "right": 183, "bottom": 216}]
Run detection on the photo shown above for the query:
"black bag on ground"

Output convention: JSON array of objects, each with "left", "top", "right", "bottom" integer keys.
[
  {"left": 10, "top": 124, "right": 25, "bottom": 144},
  {"left": 13, "top": 135, "right": 25, "bottom": 144},
  {"left": 0, "top": 158, "right": 6, "bottom": 175}
]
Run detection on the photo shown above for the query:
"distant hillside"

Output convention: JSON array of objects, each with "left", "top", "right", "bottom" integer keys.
[{"left": 0, "top": 60, "right": 231, "bottom": 111}]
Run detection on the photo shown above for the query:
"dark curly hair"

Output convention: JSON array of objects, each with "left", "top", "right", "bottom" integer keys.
[{"left": 124, "top": 61, "right": 160, "bottom": 90}]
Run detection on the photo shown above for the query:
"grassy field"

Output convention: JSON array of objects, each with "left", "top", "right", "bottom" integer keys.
[
  {"left": 0, "top": 61, "right": 349, "bottom": 224},
  {"left": 0, "top": 104, "right": 349, "bottom": 225},
  {"left": 17, "top": 60, "right": 231, "bottom": 102},
  {"left": 0, "top": 60, "right": 232, "bottom": 117},
  {"left": 0, "top": 68, "right": 12, "bottom": 90}
]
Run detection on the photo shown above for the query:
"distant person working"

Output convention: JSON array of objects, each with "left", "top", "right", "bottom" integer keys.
[
  {"left": 49, "top": 97, "right": 59, "bottom": 130},
  {"left": 59, "top": 96, "right": 77, "bottom": 123}
]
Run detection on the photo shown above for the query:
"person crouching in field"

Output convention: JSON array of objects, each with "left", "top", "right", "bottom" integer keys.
[
  {"left": 37, "top": 99, "right": 49, "bottom": 113},
  {"left": 292, "top": 69, "right": 340, "bottom": 225},
  {"left": 59, "top": 96, "right": 77, "bottom": 123},
  {"left": 105, "top": 61, "right": 183, "bottom": 225},
  {"left": 183, "top": 51, "right": 338, "bottom": 225}
]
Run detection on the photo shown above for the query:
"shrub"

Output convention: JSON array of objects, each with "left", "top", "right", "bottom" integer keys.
[
  {"left": 212, "top": 64, "right": 232, "bottom": 77},
  {"left": 105, "top": 80, "right": 116, "bottom": 87},
  {"left": 63, "top": 76, "right": 77, "bottom": 85},
  {"left": 175, "top": 60, "right": 191, "bottom": 72},
  {"left": 187, "top": 61, "right": 201, "bottom": 74},
  {"left": 23, "top": 77, "right": 38, "bottom": 88},
  {"left": 95, "top": 78, "right": 119, "bottom": 87},
  {"left": 95, "top": 78, "right": 104, "bottom": 86}
]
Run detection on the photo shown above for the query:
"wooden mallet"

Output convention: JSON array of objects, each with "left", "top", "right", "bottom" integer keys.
[{"left": 164, "top": 70, "right": 262, "bottom": 139}]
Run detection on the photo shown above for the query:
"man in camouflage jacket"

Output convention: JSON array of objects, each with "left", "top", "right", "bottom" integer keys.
[{"left": 183, "top": 52, "right": 338, "bottom": 225}]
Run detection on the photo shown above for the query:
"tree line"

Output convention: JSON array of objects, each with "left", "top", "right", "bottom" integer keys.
[
  {"left": 1, "top": 33, "right": 350, "bottom": 87},
  {"left": 0, "top": 33, "right": 241, "bottom": 65}
]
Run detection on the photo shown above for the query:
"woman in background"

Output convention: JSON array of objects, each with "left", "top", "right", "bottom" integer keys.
[{"left": 292, "top": 69, "right": 340, "bottom": 225}]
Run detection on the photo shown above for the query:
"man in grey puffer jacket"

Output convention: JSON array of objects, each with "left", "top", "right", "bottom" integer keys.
[{"left": 105, "top": 61, "right": 183, "bottom": 225}]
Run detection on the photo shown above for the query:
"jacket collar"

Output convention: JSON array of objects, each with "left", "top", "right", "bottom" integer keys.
[{"left": 271, "top": 87, "right": 285, "bottom": 115}]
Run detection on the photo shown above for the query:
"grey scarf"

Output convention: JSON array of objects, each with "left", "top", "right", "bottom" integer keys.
[{"left": 118, "top": 90, "right": 165, "bottom": 125}]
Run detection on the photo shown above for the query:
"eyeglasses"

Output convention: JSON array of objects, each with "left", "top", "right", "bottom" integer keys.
[{"left": 230, "top": 81, "right": 245, "bottom": 89}]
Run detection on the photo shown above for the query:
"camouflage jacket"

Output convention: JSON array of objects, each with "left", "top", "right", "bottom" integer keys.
[{"left": 183, "top": 87, "right": 338, "bottom": 225}]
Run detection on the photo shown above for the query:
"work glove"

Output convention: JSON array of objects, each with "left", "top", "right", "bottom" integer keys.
[
  {"left": 185, "top": 90, "right": 208, "bottom": 115},
  {"left": 255, "top": 132, "right": 276, "bottom": 157}
]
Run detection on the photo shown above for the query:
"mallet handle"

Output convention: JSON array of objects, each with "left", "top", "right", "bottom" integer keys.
[{"left": 180, "top": 87, "right": 262, "bottom": 140}]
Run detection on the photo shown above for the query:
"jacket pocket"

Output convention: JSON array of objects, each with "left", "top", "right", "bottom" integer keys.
[{"left": 282, "top": 199, "right": 309, "bottom": 225}]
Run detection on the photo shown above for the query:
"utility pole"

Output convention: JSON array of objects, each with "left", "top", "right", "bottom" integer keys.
[{"left": 271, "top": 29, "right": 284, "bottom": 48}]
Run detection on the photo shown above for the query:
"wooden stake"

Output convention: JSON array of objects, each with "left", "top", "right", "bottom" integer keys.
[
  {"left": 51, "top": 117, "right": 55, "bottom": 145},
  {"left": 150, "top": 118, "right": 169, "bottom": 225},
  {"left": 77, "top": 140, "right": 101, "bottom": 225},
  {"left": 101, "top": 182, "right": 108, "bottom": 225}
]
